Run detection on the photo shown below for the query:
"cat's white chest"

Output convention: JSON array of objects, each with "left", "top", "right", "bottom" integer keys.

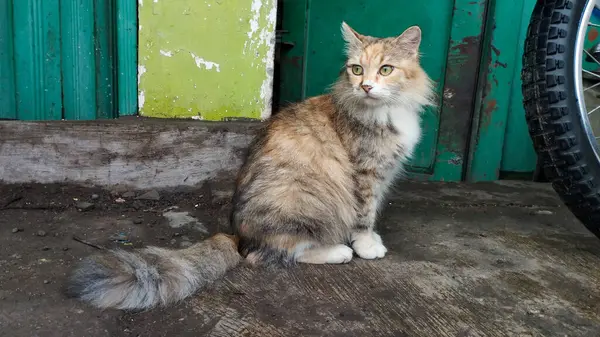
[{"left": 371, "top": 105, "right": 422, "bottom": 157}]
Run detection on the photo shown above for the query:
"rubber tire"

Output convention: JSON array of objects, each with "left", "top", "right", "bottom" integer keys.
[{"left": 522, "top": 0, "right": 600, "bottom": 238}]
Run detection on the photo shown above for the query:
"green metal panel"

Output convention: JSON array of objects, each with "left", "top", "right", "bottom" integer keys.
[
  {"left": 0, "top": 0, "right": 16, "bottom": 119},
  {"left": 61, "top": 0, "right": 97, "bottom": 120},
  {"left": 467, "top": 0, "right": 537, "bottom": 181},
  {"left": 278, "top": 0, "right": 489, "bottom": 181},
  {"left": 430, "top": 0, "right": 488, "bottom": 181},
  {"left": 117, "top": 0, "right": 137, "bottom": 116},
  {"left": 0, "top": 0, "right": 136, "bottom": 120},
  {"left": 500, "top": 0, "right": 537, "bottom": 173},
  {"left": 13, "top": 0, "right": 63, "bottom": 120},
  {"left": 278, "top": 0, "right": 308, "bottom": 108}
]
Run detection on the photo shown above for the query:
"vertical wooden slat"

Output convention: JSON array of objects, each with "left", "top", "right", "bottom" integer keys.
[
  {"left": 13, "top": 0, "right": 62, "bottom": 120},
  {"left": 117, "top": 0, "right": 138, "bottom": 116},
  {"left": 0, "top": 0, "right": 16, "bottom": 119},
  {"left": 94, "top": 0, "right": 118, "bottom": 119},
  {"left": 61, "top": 0, "right": 97, "bottom": 120}
]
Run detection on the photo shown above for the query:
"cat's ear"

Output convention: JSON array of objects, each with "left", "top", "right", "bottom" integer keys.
[
  {"left": 394, "top": 26, "right": 422, "bottom": 56},
  {"left": 341, "top": 22, "right": 364, "bottom": 54}
]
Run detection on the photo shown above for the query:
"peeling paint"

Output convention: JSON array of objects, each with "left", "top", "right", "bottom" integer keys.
[
  {"left": 448, "top": 155, "right": 463, "bottom": 166},
  {"left": 244, "top": 0, "right": 269, "bottom": 56},
  {"left": 190, "top": 53, "right": 221, "bottom": 72},
  {"left": 259, "top": 4, "right": 277, "bottom": 120},
  {"left": 138, "top": 90, "right": 145, "bottom": 109},
  {"left": 242, "top": 0, "right": 277, "bottom": 119},
  {"left": 444, "top": 88, "right": 455, "bottom": 100},
  {"left": 247, "top": 0, "right": 262, "bottom": 39},
  {"left": 138, "top": 0, "right": 276, "bottom": 120},
  {"left": 159, "top": 49, "right": 173, "bottom": 57},
  {"left": 137, "top": 65, "right": 146, "bottom": 85}
]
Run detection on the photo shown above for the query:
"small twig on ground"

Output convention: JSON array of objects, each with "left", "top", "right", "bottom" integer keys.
[
  {"left": 1, "top": 195, "right": 23, "bottom": 209},
  {"left": 72, "top": 235, "right": 105, "bottom": 250},
  {"left": 3, "top": 205, "right": 66, "bottom": 211}
]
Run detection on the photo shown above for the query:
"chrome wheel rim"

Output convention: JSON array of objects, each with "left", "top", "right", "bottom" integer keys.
[{"left": 576, "top": 0, "right": 600, "bottom": 162}]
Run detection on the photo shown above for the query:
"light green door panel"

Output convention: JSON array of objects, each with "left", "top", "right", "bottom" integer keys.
[{"left": 137, "top": 0, "right": 277, "bottom": 120}]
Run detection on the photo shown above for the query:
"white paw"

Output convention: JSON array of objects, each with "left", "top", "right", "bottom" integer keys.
[
  {"left": 371, "top": 232, "right": 383, "bottom": 244},
  {"left": 325, "top": 244, "right": 354, "bottom": 264},
  {"left": 352, "top": 232, "right": 387, "bottom": 260}
]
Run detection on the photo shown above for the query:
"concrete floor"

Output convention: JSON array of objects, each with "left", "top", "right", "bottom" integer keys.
[{"left": 1, "top": 181, "right": 600, "bottom": 337}]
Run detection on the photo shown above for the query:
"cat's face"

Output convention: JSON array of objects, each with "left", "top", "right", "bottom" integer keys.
[{"left": 338, "top": 23, "right": 425, "bottom": 107}]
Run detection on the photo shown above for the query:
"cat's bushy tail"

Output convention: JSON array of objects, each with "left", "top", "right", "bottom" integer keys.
[{"left": 65, "top": 233, "right": 241, "bottom": 310}]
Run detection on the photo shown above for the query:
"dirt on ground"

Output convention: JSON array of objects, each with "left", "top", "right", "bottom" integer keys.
[
  {"left": 1, "top": 181, "right": 600, "bottom": 337},
  {"left": 0, "top": 182, "right": 231, "bottom": 337}
]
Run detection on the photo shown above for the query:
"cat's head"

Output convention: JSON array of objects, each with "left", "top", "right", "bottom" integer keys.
[{"left": 333, "top": 22, "right": 433, "bottom": 109}]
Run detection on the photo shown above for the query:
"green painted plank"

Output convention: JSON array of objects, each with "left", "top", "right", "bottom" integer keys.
[
  {"left": 94, "top": 0, "right": 118, "bottom": 119},
  {"left": 430, "top": 0, "right": 488, "bottom": 181},
  {"left": 117, "top": 0, "right": 137, "bottom": 116},
  {"left": 61, "top": 0, "right": 96, "bottom": 120},
  {"left": 13, "top": 0, "right": 62, "bottom": 120},
  {"left": 501, "top": 0, "right": 537, "bottom": 173},
  {"left": 0, "top": 0, "right": 16, "bottom": 119},
  {"left": 467, "top": 0, "right": 535, "bottom": 181}
]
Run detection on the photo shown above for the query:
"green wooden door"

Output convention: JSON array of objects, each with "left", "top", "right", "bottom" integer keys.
[
  {"left": 0, "top": 0, "right": 137, "bottom": 120},
  {"left": 278, "top": 0, "right": 489, "bottom": 181}
]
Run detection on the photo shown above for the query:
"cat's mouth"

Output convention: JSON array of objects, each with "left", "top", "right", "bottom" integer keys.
[
  {"left": 355, "top": 88, "right": 381, "bottom": 102},
  {"left": 363, "top": 94, "right": 379, "bottom": 101},
  {"left": 362, "top": 95, "right": 382, "bottom": 106}
]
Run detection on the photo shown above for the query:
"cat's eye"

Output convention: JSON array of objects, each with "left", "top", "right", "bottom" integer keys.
[
  {"left": 350, "top": 65, "right": 363, "bottom": 76},
  {"left": 379, "top": 65, "right": 394, "bottom": 76}
]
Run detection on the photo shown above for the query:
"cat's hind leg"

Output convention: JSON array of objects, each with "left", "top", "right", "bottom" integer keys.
[
  {"left": 240, "top": 234, "right": 352, "bottom": 265},
  {"left": 296, "top": 244, "right": 353, "bottom": 264}
]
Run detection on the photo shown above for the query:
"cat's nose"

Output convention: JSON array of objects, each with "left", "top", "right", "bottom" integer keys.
[{"left": 361, "top": 84, "right": 373, "bottom": 93}]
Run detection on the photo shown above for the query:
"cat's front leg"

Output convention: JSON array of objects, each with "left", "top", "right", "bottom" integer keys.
[
  {"left": 351, "top": 174, "right": 388, "bottom": 260},
  {"left": 351, "top": 230, "right": 387, "bottom": 259}
]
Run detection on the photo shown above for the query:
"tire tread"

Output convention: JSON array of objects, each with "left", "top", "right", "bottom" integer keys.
[{"left": 522, "top": 0, "right": 600, "bottom": 234}]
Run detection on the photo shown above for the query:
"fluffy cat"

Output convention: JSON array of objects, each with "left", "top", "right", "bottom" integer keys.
[{"left": 66, "top": 22, "right": 435, "bottom": 310}]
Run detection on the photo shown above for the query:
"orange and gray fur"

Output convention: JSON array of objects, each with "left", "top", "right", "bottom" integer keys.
[
  {"left": 66, "top": 23, "right": 434, "bottom": 311},
  {"left": 66, "top": 234, "right": 241, "bottom": 310}
]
